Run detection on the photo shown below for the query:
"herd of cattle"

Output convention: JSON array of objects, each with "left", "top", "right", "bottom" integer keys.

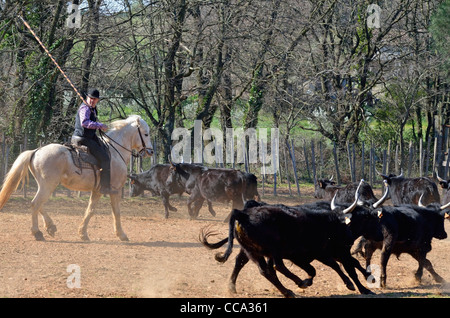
[{"left": 128, "top": 163, "right": 450, "bottom": 297}]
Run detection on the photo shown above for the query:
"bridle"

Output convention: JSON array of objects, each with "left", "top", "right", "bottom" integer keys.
[
  {"left": 135, "top": 125, "right": 154, "bottom": 157},
  {"left": 99, "top": 124, "right": 153, "bottom": 163}
]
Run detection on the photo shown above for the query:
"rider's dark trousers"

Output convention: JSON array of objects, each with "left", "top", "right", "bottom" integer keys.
[{"left": 77, "top": 136, "right": 111, "bottom": 189}]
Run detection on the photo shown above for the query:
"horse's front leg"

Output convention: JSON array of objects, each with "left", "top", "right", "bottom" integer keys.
[
  {"left": 110, "top": 193, "right": 129, "bottom": 241},
  {"left": 78, "top": 191, "right": 101, "bottom": 241}
]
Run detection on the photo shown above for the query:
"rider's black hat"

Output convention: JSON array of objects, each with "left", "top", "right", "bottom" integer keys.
[{"left": 87, "top": 89, "right": 100, "bottom": 99}]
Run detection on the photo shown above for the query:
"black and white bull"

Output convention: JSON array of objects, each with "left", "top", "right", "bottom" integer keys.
[
  {"left": 314, "top": 177, "right": 378, "bottom": 205},
  {"left": 166, "top": 163, "right": 259, "bottom": 219},
  {"left": 378, "top": 172, "right": 440, "bottom": 205},
  {"left": 436, "top": 172, "right": 450, "bottom": 205},
  {"left": 129, "top": 164, "right": 182, "bottom": 219},
  {"left": 128, "top": 163, "right": 204, "bottom": 219}
]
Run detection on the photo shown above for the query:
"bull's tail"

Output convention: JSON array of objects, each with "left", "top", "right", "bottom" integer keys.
[
  {"left": 199, "top": 209, "right": 239, "bottom": 263},
  {"left": 199, "top": 226, "right": 228, "bottom": 249},
  {"left": 0, "top": 149, "right": 36, "bottom": 210}
]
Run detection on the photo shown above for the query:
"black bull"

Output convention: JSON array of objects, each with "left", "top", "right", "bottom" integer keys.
[
  {"left": 356, "top": 199, "right": 449, "bottom": 288},
  {"left": 200, "top": 181, "right": 390, "bottom": 297}
]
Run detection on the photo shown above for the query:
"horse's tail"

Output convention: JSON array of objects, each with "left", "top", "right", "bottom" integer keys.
[{"left": 0, "top": 149, "right": 36, "bottom": 210}]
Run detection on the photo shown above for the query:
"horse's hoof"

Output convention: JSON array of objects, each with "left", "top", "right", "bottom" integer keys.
[
  {"left": 118, "top": 234, "right": 129, "bottom": 241},
  {"left": 33, "top": 231, "right": 45, "bottom": 241},
  {"left": 47, "top": 225, "right": 57, "bottom": 237},
  {"left": 79, "top": 233, "right": 90, "bottom": 241}
]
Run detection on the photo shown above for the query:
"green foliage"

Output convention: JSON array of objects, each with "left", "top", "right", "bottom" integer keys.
[
  {"left": 23, "top": 37, "right": 64, "bottom": 146},
  {"left": 429, "top": 0, "right": 450, "bottom": 79}
]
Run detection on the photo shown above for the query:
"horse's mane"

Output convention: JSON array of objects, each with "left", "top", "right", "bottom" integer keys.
[{"left": 109, "top": 115, "right": 142, "bottom": 131}]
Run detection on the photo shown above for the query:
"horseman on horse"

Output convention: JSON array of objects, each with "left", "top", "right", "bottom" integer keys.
[
  {"left": 0, "top": 99, "right": 153, "bottom": 241},
  {"left": 71, "top": 88, "right": 117, "bottom": 195}
]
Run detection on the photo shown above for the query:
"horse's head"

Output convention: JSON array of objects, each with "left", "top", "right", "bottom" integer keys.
[
  {"left": 133, "top": 116, "right": 153, "bottom": 158},
  {"left": 106, "top": 115, "right": 153, "bottom": 159}
]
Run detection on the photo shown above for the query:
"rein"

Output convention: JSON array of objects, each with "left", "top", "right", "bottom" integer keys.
[{"left": 99, "top": 126, "right": 151, "bottom": 163}]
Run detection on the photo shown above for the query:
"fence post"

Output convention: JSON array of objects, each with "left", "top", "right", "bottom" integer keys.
[
  {"left": 283, "top": 146, "right": 292, "bottom": 196},
  {"left": 332, "top": 143, "right": 341, "bottom": 185},
  {"left": 419, "top": 138, "right": 423, "bottom": 177},
  {"left": 361, "top": 141, "right": 365, "bottom": 180},
  {"left": 386, "top": 140, "right": 391, "bottom": 174},
  {"left": 347, "top": 142, "right": 355, "bottom": 182},
  {"left": 425, "top": 135, "right": 431, "bottom": 176},
  {"left": 303, "top": 140, "right": 311, "bottom": 181},
  {"left": 311, "top": 140, "right": 316, "bottom": 182},
  {"left": 319, "top": 141, "right": 324, "bottom": 179},
  {"left": 369, "top": 145, "right": 373, "bottom": 185},
  {"left": 407, "top": 140, "right": 413, "bottom": 177},
  {"left": 287, "top": 139, "right": 300, "bottom": 196},
  {"left": 272, "top": 138, "right": 277, "bottom": 196},
  {"left": 445, "top": 148, "right": 450, "bottom": 179},
  {"left": 395, "top": 143, "right": 400, "bottom": 175},
  {"left": 433, "top": 136, "right": 438, "bottom": 178},
  {"left": 261, "top": 140, "right": 266, "bottom": 196}
]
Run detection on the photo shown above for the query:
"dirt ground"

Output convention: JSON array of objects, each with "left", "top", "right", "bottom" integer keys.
[{"left": 1, "top": 186, "right": 450, "bottom": 299}]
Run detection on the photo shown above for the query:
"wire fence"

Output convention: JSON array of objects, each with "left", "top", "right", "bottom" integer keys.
[{"left": 1, "top": 131, "right": 449, "bottom": 199}]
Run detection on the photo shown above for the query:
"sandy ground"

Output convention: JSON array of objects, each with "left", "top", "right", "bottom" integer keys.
[{"left": 0, "top": 186, "right": 450, "bottom": 299}]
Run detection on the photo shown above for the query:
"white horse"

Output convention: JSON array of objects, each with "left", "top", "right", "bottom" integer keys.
[{"left": 0, "top": 115, "right": 153, "bottom": 241}]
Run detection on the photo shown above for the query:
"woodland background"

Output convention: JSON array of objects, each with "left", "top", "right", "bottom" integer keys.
[{"left": 0, "top": 0, "right": 449, "bottom": 185}]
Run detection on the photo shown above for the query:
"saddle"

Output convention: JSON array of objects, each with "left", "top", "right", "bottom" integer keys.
[{"left": 64, "top": 136, "right": 100, "bottom": 174}]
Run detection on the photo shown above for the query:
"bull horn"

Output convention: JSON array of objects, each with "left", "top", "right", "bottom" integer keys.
[
  {"left": 343, "top": 179, "right": 363, "bottom": 214},
  {"left": 440, "top": 200, "right": 450, "bottom": 210},
  {"left": 372, "top": 180, "right": 389, "bottom": 208},
  {"left": 436, "top": 169, "right": 445, "bottom": 183},
  {"left": 354, "top": 179, "right": 364, "bottom": 199},
  {"left": 343, "top": 193, "right": 359, "bottom": 214},
  {"left": 355, "top": 179, "right": 365, "bottom": 200},
  {"left": 168, "top": 154, "right": 174, "bottom": 166},
  {"left": 331, "top": 192, "right": 338, "bottom": 210},
  {"left": 375, "top": 168, "right": 388, "bottom": 179},
  {"left": 329, "top": 175, "right": 334, "bottom": 182},
  {"left": 418, "top": 193, "right": 426, "bottom": 207}
]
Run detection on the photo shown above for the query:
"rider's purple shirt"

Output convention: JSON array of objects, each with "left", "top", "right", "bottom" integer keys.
[{"left": 79, "top": 103, "right": 106, "bottom": 130}]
